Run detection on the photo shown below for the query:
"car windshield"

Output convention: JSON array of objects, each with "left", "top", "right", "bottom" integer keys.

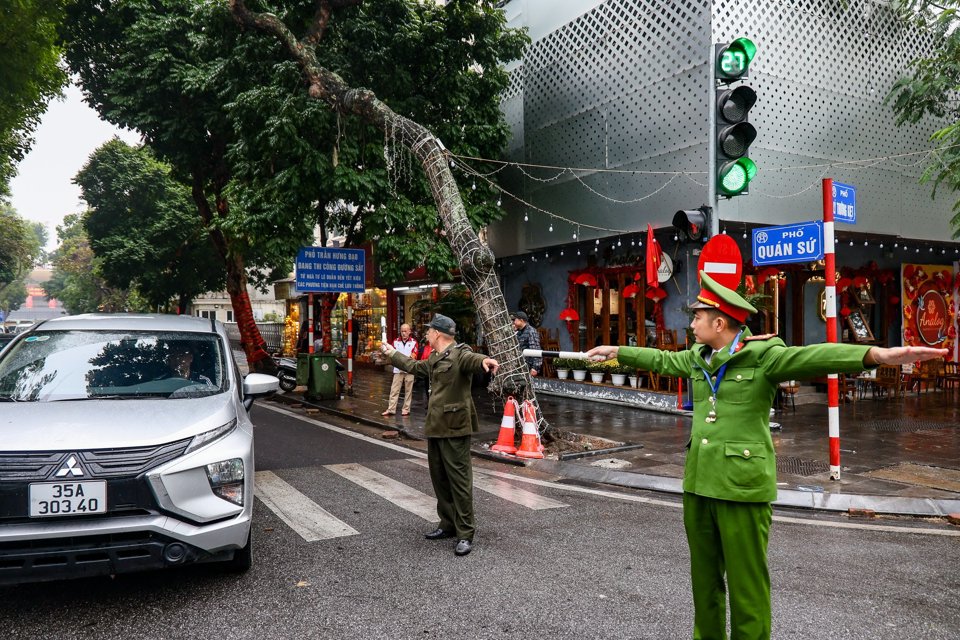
[{"left": 0, "top": 330, "right": 227, "bottom": 402}]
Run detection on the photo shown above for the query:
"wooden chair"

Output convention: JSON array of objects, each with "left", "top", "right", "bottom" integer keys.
[
  {"left": 838, "top": 374, "right": 859, "bottom": 403},
  {"left": 777, "top": 381, "right": 799, "bottom": 411},
  {"left": 913, "top": 358, "right": 944, "bottom": 395},
  {"left": 657, "top": 329, "right": 680, "bottom": 352},
  {"left": 871, "top": 364, "right": 902, "bottom": 399},
  {"left": 941, "top": 361, "right": 960, "bottom": 393}
]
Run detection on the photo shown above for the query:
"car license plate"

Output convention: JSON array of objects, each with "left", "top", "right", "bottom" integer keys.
[{"left": 28, "top": 481, "right": 107, "bottom": 517}]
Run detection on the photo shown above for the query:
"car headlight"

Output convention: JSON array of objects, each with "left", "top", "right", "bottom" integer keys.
[
  {"left": 205, "top": 458, "right": 244, "bottom": 505},
  {"left": 185, "top": 419, "right": 237, "bottom": 454}
]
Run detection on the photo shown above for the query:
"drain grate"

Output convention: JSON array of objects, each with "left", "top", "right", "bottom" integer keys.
[
  {"left": 871, "top": 419, "right": 958, "bottom": 433},
  {"left": 776, "top": 456, "right": 830, "bottom": 476}
]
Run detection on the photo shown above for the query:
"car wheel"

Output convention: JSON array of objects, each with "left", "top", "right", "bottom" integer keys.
[
  {"left": 278, "top": 372, "right": 296, "bottom": 392},
  {"left": 224, "top": 530, "right": 252, "bottom": 573}
]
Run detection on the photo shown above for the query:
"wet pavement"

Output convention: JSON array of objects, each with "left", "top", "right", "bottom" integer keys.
[{"left": 269, "top": 363, "right": 960, "bottom": 517}]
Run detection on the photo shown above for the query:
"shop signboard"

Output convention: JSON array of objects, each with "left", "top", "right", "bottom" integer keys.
[
  {"left": 901, "top": 263, "right": 956, "bottom": 352},
  {"left": 295, "top": 246, "right": 366, "bottom": 293},
  {"left": 832, "top": 181, "right": 856, "bottom": 224}
]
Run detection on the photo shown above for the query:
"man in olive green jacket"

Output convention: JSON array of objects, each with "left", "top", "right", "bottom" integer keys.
[
  {"left": 381, "top": 313, "right": 499, "bottom": 557},
  {"left": 587, "top": 271, "right": 946, "bottom": 640}
]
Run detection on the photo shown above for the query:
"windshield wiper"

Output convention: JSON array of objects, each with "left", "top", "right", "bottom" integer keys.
[
  {"left": 49, "top": 394, "right": 146, "bottom": 402},
  {"left": 0, "top": 395, "right": 21, "bottom": 402}
]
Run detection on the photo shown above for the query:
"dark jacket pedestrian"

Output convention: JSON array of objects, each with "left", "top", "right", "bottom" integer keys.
[
  {"left": 382, "top": 313, "right": 498, "bottom": 556},
  {"left": 511, "top": 311, "right": 541, "bottom": 376}
]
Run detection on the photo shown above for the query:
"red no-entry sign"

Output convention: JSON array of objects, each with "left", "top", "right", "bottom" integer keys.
[{"left": 697, "top": 234, "right": 743, "bottom": 290}]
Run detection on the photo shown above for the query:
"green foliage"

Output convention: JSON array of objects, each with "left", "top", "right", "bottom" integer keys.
[
  {"left": 0, "top": 0, "right": 68, "bottom": 196},
  {"left": 0, "top": 204, "right": 42, "bottom": 288},
  {"left": 45, "top": 213, "right": 145, "bottom": 314},
  {"left": 74, "top": 139, "right": 224, "bottom": 309},
  {"left": 887, "top": 1, "right": 960, "bottom": 236},
  {"left": 62, "top": 0, "right": 527, "bottom": 295}
]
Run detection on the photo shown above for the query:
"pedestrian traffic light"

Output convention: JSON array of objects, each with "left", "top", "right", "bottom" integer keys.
[
  {"left": 673, "top": 206, "right": 711, "bottom": 241},
  {"left": 715, "top": 38, "right": 756, "bottom": 82},
  {"left": 715, "top": 38, "right": 758, "bottom": 197}
]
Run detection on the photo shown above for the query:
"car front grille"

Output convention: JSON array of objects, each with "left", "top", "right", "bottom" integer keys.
[{"left": 0, "top": 438, "right": 192, "bottom": 482}]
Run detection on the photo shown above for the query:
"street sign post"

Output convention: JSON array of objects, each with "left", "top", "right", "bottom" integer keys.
[
  {"left": 752, "top": 221, "right": 824, "bottom": 266},
  {"left": 295, "top": 247, "right": 366, "bottom": 293},
  {"left": 832, "top": 181, "right": 856, "bottom": 224}
]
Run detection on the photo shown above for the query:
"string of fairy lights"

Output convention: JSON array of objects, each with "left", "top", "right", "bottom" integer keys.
[{"left": 446, "top": 144, "right": 960, "bottom": 263}]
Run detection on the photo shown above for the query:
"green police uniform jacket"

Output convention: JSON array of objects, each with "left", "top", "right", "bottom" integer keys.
[
  {"left": 617, "top": 329, "right": 873, "bottom": 502},
  {"left": 389, "top": 343, "right": 486, "bottom": 438}
]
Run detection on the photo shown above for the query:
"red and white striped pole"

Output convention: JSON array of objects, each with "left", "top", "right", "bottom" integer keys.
[
  {"left": 822, "top": 178, "right": 841, "bottom": 481},
  {"left": 346, "top": 294, "right": 354, "bottom": 394},
  {"left": 307, "top": 293, "right": 314, "bottom": 355}
]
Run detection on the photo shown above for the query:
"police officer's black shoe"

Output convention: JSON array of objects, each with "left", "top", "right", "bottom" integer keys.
[
  {"left": 424, "top": 528, "right": 454, "bottom": 540},
  {"left": 454, "top": 539, "right": 473, "bottom": 556}
]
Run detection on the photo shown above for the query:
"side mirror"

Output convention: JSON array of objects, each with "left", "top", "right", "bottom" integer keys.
[{"left": 242, "top": 373, "right": 279, "bottom": 410}]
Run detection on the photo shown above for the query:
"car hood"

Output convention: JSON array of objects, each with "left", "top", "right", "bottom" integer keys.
[{"left": 0, "top": 394, "right": 240, "bottom": 451}]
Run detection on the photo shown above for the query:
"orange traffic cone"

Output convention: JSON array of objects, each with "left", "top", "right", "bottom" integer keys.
[
  {"left": 515, "top": 400, "right": 544, "bottom": 459},
  {"left": 491, "top": 396, "right": 518, "bottom": 454}
]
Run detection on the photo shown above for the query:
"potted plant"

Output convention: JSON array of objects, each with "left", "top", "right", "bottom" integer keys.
[
  {"left": 610, "top": 362, "right": 634, "bottom": 386},
  {"left": 586, "top": 359, "right": 607, "bottom": 383},
  {"left": 568, "top": 358, "right": 589, "bottom": 381},
  {"left": 552, "top": 357, "right": 573, "bottom": 380}
]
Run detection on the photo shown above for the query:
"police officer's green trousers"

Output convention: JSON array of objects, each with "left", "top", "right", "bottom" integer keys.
[
  {"left": 683, "top": 492, "right": 772, "bottom": 640},
  {"left": 428, "top": 436, "right": 475, "bottom": 540}
]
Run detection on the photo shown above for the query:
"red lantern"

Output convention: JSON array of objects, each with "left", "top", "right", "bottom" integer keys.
[
  {"left": 645, "top": 286, "right": 667, "bottom": 302},
  {"left": 836, "top": 277, "right": 852, "bottom": 290},
  {"left": 621, "top": 283, "right": 641, "bottom": 298},
  {"left": 839, "top": 306, "right": 851, "bottom": 317},
  {"left": 559, "top": 308, "right": 580, "bottom": 322}
]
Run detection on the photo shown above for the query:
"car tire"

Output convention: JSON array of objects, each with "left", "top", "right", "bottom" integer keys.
[
  {"left": 223, "top": 530, "right": 253, "bottom": 573},
  {"left": 278, "top": 372, "right": 296, "bottom": 392}
]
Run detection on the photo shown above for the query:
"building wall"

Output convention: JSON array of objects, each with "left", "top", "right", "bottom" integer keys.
[{"left": 490, "top": 0, "right": 954, "bottom": 261}]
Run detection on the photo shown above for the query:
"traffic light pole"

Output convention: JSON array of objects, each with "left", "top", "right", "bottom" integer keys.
[{"left": 708, "top": 48, "right": 719, "bottom": 238}]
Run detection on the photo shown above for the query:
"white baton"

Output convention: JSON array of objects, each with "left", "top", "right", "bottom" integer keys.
[{"left": 522, "top": 349, "right": 592, "bottom": 360}]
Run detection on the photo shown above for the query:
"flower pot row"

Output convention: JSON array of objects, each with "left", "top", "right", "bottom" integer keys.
[{"left": 554, "top": 368, "right": 640, "bottom": 387}]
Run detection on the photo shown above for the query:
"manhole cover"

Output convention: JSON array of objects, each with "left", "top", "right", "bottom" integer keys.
[
  {"left": 776, "top": 456, "right": 829, "bottom": 476},
  {"left": 872, "top": 419, "right": 957, "bottom": 433}
]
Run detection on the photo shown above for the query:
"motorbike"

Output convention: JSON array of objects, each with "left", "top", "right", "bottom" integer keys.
[{"left": 274, "top": 356, "right": 298, "bottom": 392}]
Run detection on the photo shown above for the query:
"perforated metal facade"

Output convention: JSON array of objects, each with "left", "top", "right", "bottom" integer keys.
[{"left": 489, "top": 0, "right": 955, "bottom": 258}]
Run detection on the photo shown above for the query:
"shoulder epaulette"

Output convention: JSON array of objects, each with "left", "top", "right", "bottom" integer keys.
[{"left": 743, "top": 333, "right": 777, "bottom": 342}]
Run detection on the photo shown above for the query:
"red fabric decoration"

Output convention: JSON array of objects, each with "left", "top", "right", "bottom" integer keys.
[
  {"left": 645, "top": 286, "right": 667, "bottom": 302},
  {"left": 839, "top": 306, "right": 851, "bottom": 317},
  {"left": 559, "top": 308, "right": 580, "bottom": 322},
  {"left": 852, "top": 276, "right": 869, "bottom": 288},
  {"left": 645, "top": 224, "right": 662, "bottom": 290},
  {"left": 621, "top": 283, "right": 641, "bottom": 298},
  {"left": 574, "top": 273, "right": 598, "bottom": 287},
  {"left": 836, "top": 277, "right": 852, "bottom": 290}
]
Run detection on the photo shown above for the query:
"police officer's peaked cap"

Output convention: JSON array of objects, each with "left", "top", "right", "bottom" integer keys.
[
  {"left": 688, "top": 270, "right": 757, "bottom": 323},
  {"left": 426, "top": 313, "right": 457, "bottom": 336}
]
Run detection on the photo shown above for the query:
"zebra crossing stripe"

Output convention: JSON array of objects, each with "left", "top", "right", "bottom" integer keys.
[
  {"left": 325, "top": 463, "right": 438, "bottom": 521},
  {"left": 254, "top": 470, "right": 359, "bottom": 542},
  {"left": 407, "top": 458, "right": 568, "bottom": 510}
]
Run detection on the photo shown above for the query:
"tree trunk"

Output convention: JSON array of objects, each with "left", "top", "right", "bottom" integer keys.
[
  {"left": 228, "top": 1, "right": 553, "bottom": 432},
  {"left": 190, "top": 177, "right": 276, "bottom": 375}
]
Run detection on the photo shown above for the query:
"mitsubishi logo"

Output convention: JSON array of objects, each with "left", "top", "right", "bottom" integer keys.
[{"left": 56, "top": 455, "right": 84, "bottom": 478}]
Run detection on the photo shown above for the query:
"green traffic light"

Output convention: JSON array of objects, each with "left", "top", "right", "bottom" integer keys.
[{"left": 718, "top": 158, "right": 757, "bottom": 196}]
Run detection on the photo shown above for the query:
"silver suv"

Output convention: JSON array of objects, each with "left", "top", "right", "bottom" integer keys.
[{"left": 0, "top": 314, "right": 278, "bottom": 584}]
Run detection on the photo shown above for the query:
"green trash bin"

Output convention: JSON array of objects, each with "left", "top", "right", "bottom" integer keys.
[{"left": 296, "top": 352, "right": 339, "bottom": 400}]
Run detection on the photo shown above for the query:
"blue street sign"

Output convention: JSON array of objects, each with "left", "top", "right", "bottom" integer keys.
[
  {"left": 832, "top": 181, "right": 856, "bottom": 224},
  {"left": 752, "top": 221, "right": 824, "bottom": 266},
  {"left": 295, "top": 246, "right": 365, "bottom": 293}
]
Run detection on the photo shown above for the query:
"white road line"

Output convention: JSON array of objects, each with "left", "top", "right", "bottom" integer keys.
[
  {"left": 254, "top": 470, "right": 358, "bottom": 542},
  {"left": 326, "top": 463, "right": 437, "bottom": 521},
  {"left": 408, "top": 458, "right": 568, "bottom": 510},
  {"left": 257, "top": 403, "right": 959, "bottom": 537}
]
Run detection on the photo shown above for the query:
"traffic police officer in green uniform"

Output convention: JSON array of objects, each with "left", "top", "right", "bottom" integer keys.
[
  {"left": 587, "top": 271, "right": 946, "bottom": 640},
  {"left": 381, "top": 314, "right": 499, "bottom": 557}
]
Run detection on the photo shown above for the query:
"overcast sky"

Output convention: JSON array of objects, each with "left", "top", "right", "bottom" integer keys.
[{"left": 8, "top": 81, "right": 141, "bottom": 251}]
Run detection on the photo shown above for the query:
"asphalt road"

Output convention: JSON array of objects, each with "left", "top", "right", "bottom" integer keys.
[{"left": 1, "top": 403, "right": 958, "bottom": 639}]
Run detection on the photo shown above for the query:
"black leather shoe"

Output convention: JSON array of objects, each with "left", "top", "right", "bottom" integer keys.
[
  {"left": 454, "top": 539, "right": 473, "bottom": 556},
  {"left": 424, "top": 528, "right": 454, "bottom": 540}
]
